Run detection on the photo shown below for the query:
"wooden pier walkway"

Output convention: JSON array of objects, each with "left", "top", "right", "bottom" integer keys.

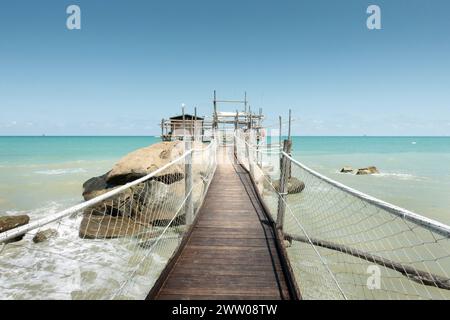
[{"left": 149, "top": 146, "right": 294, "bottom": 300}]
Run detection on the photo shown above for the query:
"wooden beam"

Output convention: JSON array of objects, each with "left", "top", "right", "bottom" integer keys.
[
  {"left": 276, "top": 140, "right": 292, "bottom": 231},
  {"left": 185, "top": 138, "right": 193, "bottom": 224},
  {"left": 285, "top": 232, "right": 450, "bottom": 291}
]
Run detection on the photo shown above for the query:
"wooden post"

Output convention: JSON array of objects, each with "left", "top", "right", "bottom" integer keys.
[
  {"left": 194, "top": 107, "right": 197, "bottom": 141},
  {"left": 279, "top": 116, "right": 282, "bottom": 170},
  {"left": 234, "top": 110, "right": 238, "bottom": 156},
  {"left": 279, "top": 116, "right": 282, "bottom": 146},
  {"left": 185, "top": 137, "right": 194, "bottom": 224},
  {"left": 161, "top": 118, "right": 164, "bottom": 139},
  {"left": 288, "top": 109, "right": 292, "bottom": 178},
  {"left": 288, "top": 109, "right": 292, "bottom": 141},
  {"left": 244, "top": 91, "right": 247, "bottom": 113},
  {"left": 182, "top": 106, "right": 185, "bottom": 141},
  {"left": 248, "top": 106, "right": 252, "bottom": 130},
  {"left": 257, "top": 107, "right": 262, "bottom": 166},
  {"left": 245, "top": 135, "right": 254, "bottom": 177},
  {"left": 276, "top": 139, "right": 292, "bottom": 231},
  {"left": 213, "top": 90, "right": 217, "bottom": 130}
]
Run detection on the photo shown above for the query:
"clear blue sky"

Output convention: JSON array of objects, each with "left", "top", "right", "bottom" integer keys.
[{"left": 1, "top": 0, "right": 449, "bottom": 136}]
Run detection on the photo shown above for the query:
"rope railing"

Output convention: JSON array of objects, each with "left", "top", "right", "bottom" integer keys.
[
  {"left": 234, "top": 129, "right": 450, "bottom": 300},
  {"left": 0, "top": 138, "right": 217, "bottom": 300}
]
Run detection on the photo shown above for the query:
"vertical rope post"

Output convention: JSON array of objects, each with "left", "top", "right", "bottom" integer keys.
[
  {"left": 194, "top": 107, "right": 197, "bottom": 142},
  {"left": 213, "top": 90, "right": 217, "bottom": 130},
  {"left": 245, "top": 134, "right": 254, "bottom": 178},
  {"left": 279, "top": 116, "right": 282, "bottom": 148},
  {"left": 185, "top": 137, "right": 193, "bottom": 225},
  {"left": 256, "top": 107, "right": 262, "bottom": 167},
  {"left": 234, "top": 110, "right": 238, "bottom": 156},
  {"left": 279, "top": 115, "right": 282, "bottom": 170},
  {"left": 288, "top": 109, "right": 292, "bottom": 178},
  {"left": 244, "top": 91, "right": 247, "bottom": 113},
  {"left": 182, "top": 106, "right": 185, "bottom": 141},
  {"left": 277, "top": 139, "right": 292, "bottom": 231},
  {"left": 288, "top": 109, "right": 292, "bottom": 141}
]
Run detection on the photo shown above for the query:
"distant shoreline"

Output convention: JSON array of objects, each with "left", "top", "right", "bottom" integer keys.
[{"left": 1, "top": 135, "right": 449, "bottom": 138}]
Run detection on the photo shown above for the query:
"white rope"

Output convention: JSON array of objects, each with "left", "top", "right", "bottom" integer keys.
[
  {"left": 234, "top": 131, "right": 347, "bottom": 298},
  {"left": 0, "top": 151, "right": 192, "bottom": 244},
  {"left": 111, "top": 184, "right": 195, "bottom": 299},
  {"left": 234, "top": 129, "right": 450, "bottom": 300},
  {"left": 0, "top": 139, "right": 218, "bottom": 300},
  {"left": 283, "top": 152, "right": 450, "bottom": 238}
]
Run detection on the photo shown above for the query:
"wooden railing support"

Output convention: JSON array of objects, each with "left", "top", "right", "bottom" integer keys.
[
  {"left": 276, "top": 139, "right": 292, "bottom": 231},
  {"left": 185, "top": 138, "right": 194, "bottom": 224},
  {"left": 245, "top": 136, "right": 254, "bottom": 177}
]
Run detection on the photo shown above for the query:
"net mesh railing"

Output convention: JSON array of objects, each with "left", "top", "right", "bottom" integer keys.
[
  {"left": 235, "top": 130, "right": 450, "bottom": 300},
  {"left": 0, "top": 138, "right": 217, "bottom": 300}
]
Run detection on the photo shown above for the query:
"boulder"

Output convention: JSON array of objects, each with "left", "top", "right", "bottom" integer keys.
[
  {"left": 134, "top": 178, "right": 206, "bottom": 226},
  {"left": 84, "top": 187, "right": 135, "bottom": 218},
  {"left": 79, "top": 140, "right": 212, "bottom": 239},
  {"left": 32, "top": 228, "right": 58, "bottom": 243},
  {"left": 106, "top": 141, "right": 185, "bottom": 185},
  {"left": 0, "top": 215, "right": 30, "bottom": 233},
  {"left": 356, "top": 166, "right": 379, "bottom": 175},
  {"left": 82, "top": 172, "right": 115, "bottom": 201},
  {"left": 79, "top": 215, "right": 148, "bottom": 239},
  {"left": 340, "top": 166, "right": 354, "bottom": 173},
  {"left": 132, "top": 180, "right": 184, "bottom": 225},
  {"left": 273, "top": 177, "right": 305, "bottom": 194},
  {"left": 0, "top": 215, "right": 30, "bottom": 243},
  {"left": 191, "top": 142, "right": 212, "bottom": 178}
]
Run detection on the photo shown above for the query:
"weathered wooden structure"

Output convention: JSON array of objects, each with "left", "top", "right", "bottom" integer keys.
[
  {"left": 148, "top": 145, "right": 298, "bottom": 300},
  {"left": 4, "top": 91, "right": 450, "bottom": 301},
  {"left": 161, "top": 114, "right": 206, "bottom": 141}
]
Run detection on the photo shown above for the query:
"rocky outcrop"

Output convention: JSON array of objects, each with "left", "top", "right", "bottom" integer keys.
[
  {"left": 79, "top": 215, "right": 147, "bottom": 239},
  {"left": 106, "top": 141, "right": 185, "bottom": 185},
  {"left": 356, "top": 166, "right": 379, "bottom": 175},
  {"left": 82, "top": 172, "right": 115, "bottom": 201},
  {"left": 0, "top": 215, "right": 30, "bottom": 243},
  {"left": 273, "top": 177, "right": 305, "bottom": 194},
  {"left": 79, "top": 140, "right": 210, "bottom": 239},
  {"left": 32, "top": 229, "right": 58, "bottom": 243},
  {"left": 340, "top": 166, "right": 354, "bottom": 173}
]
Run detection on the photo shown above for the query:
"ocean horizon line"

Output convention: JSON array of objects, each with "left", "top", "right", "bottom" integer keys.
[{"left": 0, "top": 135, "right": 449, "bottom": 138}]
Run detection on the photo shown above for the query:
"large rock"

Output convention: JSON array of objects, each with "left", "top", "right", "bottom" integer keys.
[
  {"left": 356, "top": 166, "right": 379, "bottom": 175},
  {"left": 82, "top": 176, "right": 206, "bottom": 230},
  {"left": 134, "top": 178, "right": 206, "bottom": 226},
  {"left": 191, "top": 142, "right": 212, "bottom": 178},
  {"left": 106, "top": 141, "right": 185, "bottom": 185},
  {"left": 0, "top": 215, "right": 29, "bottom": 232},
  {"left": 340, "top": 166, "right": 354, "bottom": 173},
  {"left": 273, "top": 177, "right": 305, "bottom": 194},
  {"left": 33, "top": 228, "right": 58, "bottom": 243},
  {"left": 79, "top": 215, "right": 148, "bottom": 239},
  {"left": 82, "top": 172, "right": 115, "bottom": 201},
  {"left": 0, "top": 215, "right": 30, "bottom": 243},
  {"left": 79, "top": 140, "right": 212, "bottom": 239}
]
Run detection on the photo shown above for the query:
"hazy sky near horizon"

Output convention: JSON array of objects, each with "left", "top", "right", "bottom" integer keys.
[{"left": 1, "top": 0, "right": 450, "bottom": 136}]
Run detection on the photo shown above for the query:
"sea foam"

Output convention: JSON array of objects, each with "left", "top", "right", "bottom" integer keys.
[
  {"left": 34, "top": 168, "right": 87, "bottom": 175},
  {"left": 372, "top": 172, "right": 422, "bottom": 181}
]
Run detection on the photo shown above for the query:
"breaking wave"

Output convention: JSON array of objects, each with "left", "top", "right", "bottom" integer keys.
[{"left": 34, "top": 168, "right": 87, "bottom": 175}]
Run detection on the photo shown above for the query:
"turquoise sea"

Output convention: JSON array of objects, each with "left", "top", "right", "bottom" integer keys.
[
  {"left": 1, "top": 136, "right": 449, "bottom": 225},
  {"left": 0, "top": 136, "right": 160, "bottom": 214}
]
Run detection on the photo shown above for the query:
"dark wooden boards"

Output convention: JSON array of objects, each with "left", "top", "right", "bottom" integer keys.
[{"left": 152, "top": 146, "right": 293, "bottom": 300}]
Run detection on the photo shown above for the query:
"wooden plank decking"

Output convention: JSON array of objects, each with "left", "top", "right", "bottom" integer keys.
[{"left": 152, "top": 146, "right": 293, "bottom": 300}]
